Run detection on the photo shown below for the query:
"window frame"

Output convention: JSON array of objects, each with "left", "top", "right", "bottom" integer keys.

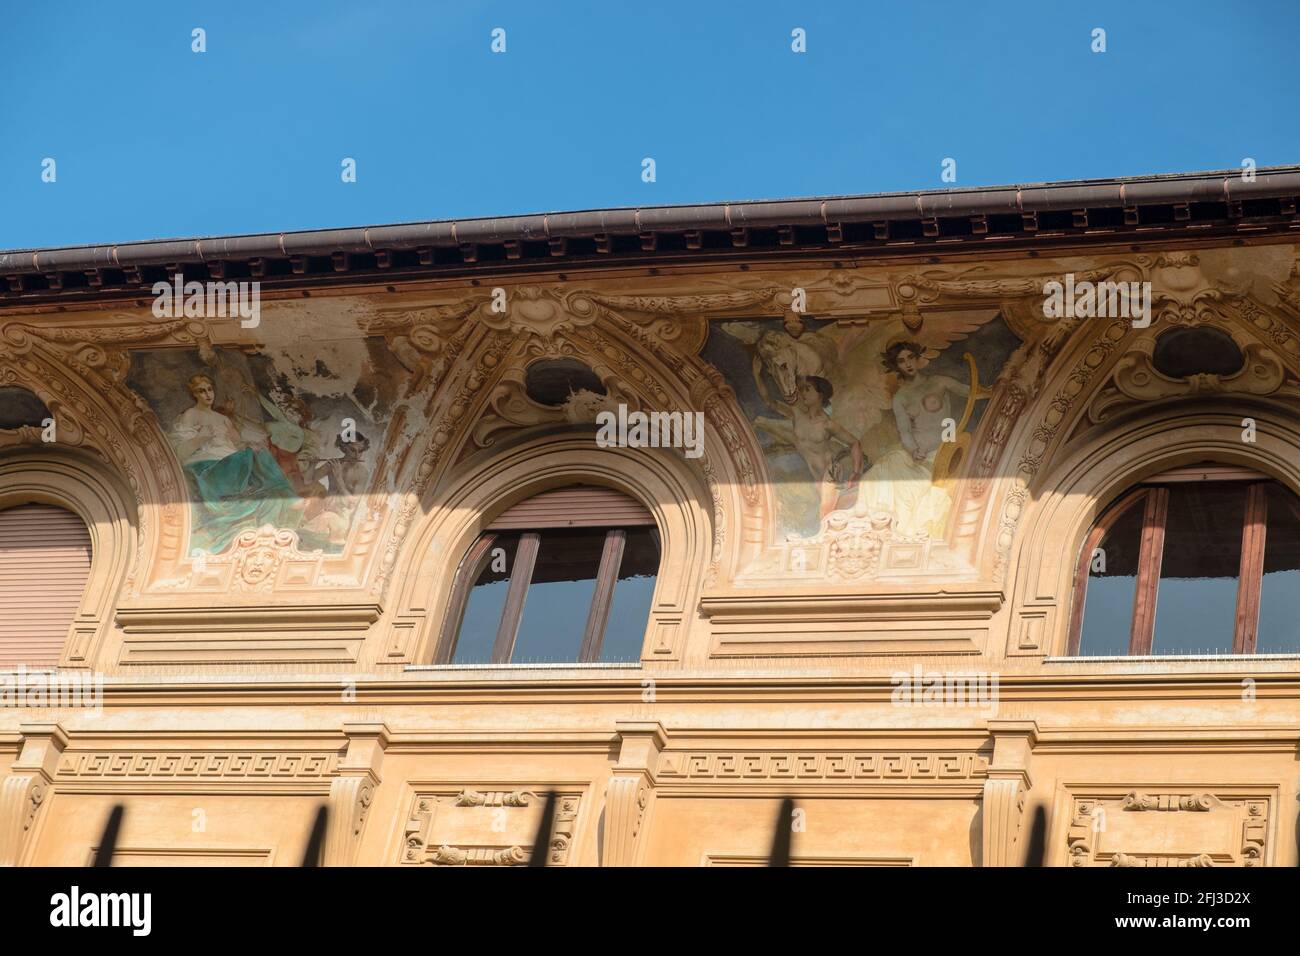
[
  {"left": 435, "top": 522, "right": 654, "bottom": 666},
  {"left": 1067, "top": 466, "right": 1277, "bottom": 656}
]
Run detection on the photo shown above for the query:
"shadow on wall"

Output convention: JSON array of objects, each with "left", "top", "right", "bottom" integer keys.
[{"left": 86, "top": 795, "right": 1061, "bottom": 867}]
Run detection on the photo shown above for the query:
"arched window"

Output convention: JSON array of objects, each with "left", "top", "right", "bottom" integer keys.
[
  {"left": 435, "top": 485, "right": 661, "bottom": 664},
  {"left": 1069, "top": 464, "right": 1300, "bottom": 656},
  {"left": 0, "top": 503, "right": 92, "bottom": 667}
]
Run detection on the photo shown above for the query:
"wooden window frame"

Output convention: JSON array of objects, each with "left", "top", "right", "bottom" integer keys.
[
  {"left": 1066, "top": 487, "right": 1149, "bottom": 656},
  {"left": 1233, "top": 483, "right": 1268, "bottom": 654},
  {"left": 437, "top": 526, "right": 647, "bottom": 665},
  {"left": 1069, "top": 468, "right": 1276, "bottom": 657},
  {"left": 1128, "top": 486, "right": 1168, "bottom": 656},
  {"left": 433, "top": 533, "right": 500, "bottom": 663},
  {"left": 491, "top": 531, "right": 541, "bottom": 663}
]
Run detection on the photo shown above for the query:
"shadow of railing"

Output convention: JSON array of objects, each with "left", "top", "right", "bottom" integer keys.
[
  {"left": 302, "top": 804, "right": 328, "bottom": 867},
  {"left": 89, "top": 794, "right": 1057, "bottom": 867},
  {"left": 1021, "top": 805, "right": 1047, "bottom": 867},
  {"left": 91, "top": 804, "right": 124, "bottom": 867},
  {"left": 768, "top": 796, "right": 794, "bottom": 866}
]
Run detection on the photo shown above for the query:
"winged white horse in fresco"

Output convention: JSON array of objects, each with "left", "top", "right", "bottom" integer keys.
[{"left": 719, "top": 316, "right": 995, "bottom": 535}]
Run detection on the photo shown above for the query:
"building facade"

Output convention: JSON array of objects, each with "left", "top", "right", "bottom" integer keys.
[{"left": 2, "top": 168, "right": 1300, "bottom": 866}]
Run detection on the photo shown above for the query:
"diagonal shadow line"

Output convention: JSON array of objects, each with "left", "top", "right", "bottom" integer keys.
[
  {"left": 1021, "top": 805, "right": 1047, "bottom": 867},
  {"left": 528, "top": 791, "right": 558, "bottom": 867},
  {"left": 92, "top": 804, "right": 124, "bottom": 868},
  {"left": 769, "top": 796, "right": 794, "bottom": 867},
  {"left": 301, "top": 804, "right": 328, "bottom": 867}
]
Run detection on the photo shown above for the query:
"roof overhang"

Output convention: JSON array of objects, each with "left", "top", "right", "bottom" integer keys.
[{"left": 2, "top": 166, "right": 1298, "bottom": 308}]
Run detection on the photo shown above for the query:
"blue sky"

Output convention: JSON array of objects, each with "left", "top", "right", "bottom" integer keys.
[{"left": 2, "top": 0, "right": 1297, "bottom": 250}]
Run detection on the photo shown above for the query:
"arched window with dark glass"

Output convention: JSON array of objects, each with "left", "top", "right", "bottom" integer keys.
[
  {"left": 435, "top": 486, "right": 661, "bottom": 664},
  {"left": 1069, "top": 465, "right": 1300, "bottom": 656}
]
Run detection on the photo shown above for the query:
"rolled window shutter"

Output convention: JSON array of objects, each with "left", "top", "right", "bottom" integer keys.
[
  {"left": 0, "top": 504, "right": 91, "bottom": 667},
  {"left": 488, "top": 486, "right": 653, "bottom": 529}
]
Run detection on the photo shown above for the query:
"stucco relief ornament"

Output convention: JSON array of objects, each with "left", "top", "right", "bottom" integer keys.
[
  {"left": 1111, "top": 851, "right": 1214, "bottom": 867},
  {"left": 361, "top": 297, "right": 483, "bottom": 375},
  {"left": 0, "top": 425, "right": 49, "bottom": 450},
  {"left": 477, "top": 287, "right": 600, "bottom": 346},
  {"left": 229, "top": 525, "right": 299, "bottom": 592},
  {"left": 1121, "top": 791, "right": 1216, "bottom": 812},
  {"left": 570, "top": 286, "right": 785, "bottom": 351},
  {"left": 1275, "top": 261, "right": 1300, "bottom": 317},
  {"left": 454, "top": 789, "right": 534, "bottom": 807},
  {"left": 823, "top": 510, "right": 896, "bottom": 580},
  {"left": 428, "top": 844, "right": 527, "bottom": 866},
  {"left": 889, "top": 265, "right": 1122, "bottom": 334},
  {"left": 1150, "top": 252, "right": 1244, "bottom": 326},
  {"left": 469, "top": 364, "right": 631, "bottom": 450},
  {"left": 1085, "top": 322, "right": 1290, "bottom": 426}
]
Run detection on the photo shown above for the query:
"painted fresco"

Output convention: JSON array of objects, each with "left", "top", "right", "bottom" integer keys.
[
  {"left": 126, "top": 341, "right": 407, "bottom": 557},
  {"left": 703, "top": 315, "right": 1022, "bottom": 543}
]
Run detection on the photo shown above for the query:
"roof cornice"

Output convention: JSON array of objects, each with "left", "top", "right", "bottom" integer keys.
[{"left": 3, "top": 165, "right": 1298, "bottom": 307}]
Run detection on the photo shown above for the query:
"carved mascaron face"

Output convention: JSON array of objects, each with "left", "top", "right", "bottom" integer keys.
[
  {"left": 240, "top": 547, "right": 278, "bottom": 585},
  {"left": 822, "top": 511, "right": 896, "bottom": 580}
]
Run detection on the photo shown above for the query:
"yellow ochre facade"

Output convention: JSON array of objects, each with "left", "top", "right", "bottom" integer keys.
[{"left": 3, "top": 170, "right": 1300, "bottom": 866}]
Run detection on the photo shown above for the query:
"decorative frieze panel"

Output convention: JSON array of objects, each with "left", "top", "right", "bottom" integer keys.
[
  {"left": 57, "top": 751, "right": 338, "bottom": 778},
  {"left": 703, "top": 853, "right": 913, "bottom": 867},
  {"left": 701, "top": 588, "right": 1002, "bottom": 658},
  {"left": 1063, "top": 788, "right": 1272, "bottom": 867},
  {"left": 114, "top": 602, "right": 379, "bottom": 665},
  {"left": 7, "top": 245, "right": 1300, "bottom": 667},
  {"left": 657, "top": 751, "right": 989, "bottom": 782},
  {"left": 401, "top": 788, "right": 580, "bottom": 866}
]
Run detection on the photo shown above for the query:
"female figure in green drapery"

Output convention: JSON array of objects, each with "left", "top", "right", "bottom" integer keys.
[{"left": 170, "top": 373, "right": 303, "bottom": 555}]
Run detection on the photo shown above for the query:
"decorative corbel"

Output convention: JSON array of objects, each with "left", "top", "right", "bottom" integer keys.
[
  {"left": 981, "top": 719, "right": 1039, "bottom": 867},
  {"left": 323, "top": 722, "right": 390, "bottom": 867},
  {"left": 0, "top": 723, "right": 69, "bottom": 866},
  {"left": 602, "top": 720, "right": 667, "bottom": 867}
]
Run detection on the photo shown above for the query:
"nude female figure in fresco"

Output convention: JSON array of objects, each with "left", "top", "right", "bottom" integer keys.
[
  {"left": 854, "top": 341, "right": 971, "bottom": 538},
  {"left": 715, "top": 315, "right": 1001, "bottom": 542},
  {"left": 169, "top": 373, "right": 302, "bottom": 555}
]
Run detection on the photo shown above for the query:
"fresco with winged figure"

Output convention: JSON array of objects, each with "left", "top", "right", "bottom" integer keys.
[{"left": 702, "top": 312, "right": 1023, "bottom": 576}]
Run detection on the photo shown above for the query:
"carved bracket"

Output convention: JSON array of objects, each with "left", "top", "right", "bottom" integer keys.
[
  {"left": 0, "top": 723, "right": 68, "bottom": 866},
  {"left": 322, "top": 722, "right": 390, "bottom": 867},
  {"left": 603, "top": 721, "right": 667, "bottom": 867},
  {"left": 981, "top": 720, "right": 1038, "bottom": 866}
]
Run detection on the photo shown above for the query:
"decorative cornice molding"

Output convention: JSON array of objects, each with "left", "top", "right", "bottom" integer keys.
[
  {"left": 6, "top": 166, "right": 1298, "bottom": 308},
  {"left": 114, "top": 603, "right": 383, "bottom": 633},
  {"left": 656, "top": 750, "right": 989, "bottom": 783},
  {"left": 56, "top": 751, "right": 338, "bottom": 778},
  {"left": 699, "top": 588, "right": 1004, "bottom": 620}
]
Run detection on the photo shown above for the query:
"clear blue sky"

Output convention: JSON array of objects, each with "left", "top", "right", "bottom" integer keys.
[{"left": 2, "top": 0, "right": 1297, "bottom": 250}]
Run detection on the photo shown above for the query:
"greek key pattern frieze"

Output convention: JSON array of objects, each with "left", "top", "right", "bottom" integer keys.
[
  {"left": 58, "top": 752, "right": 338, "bottom": 779},
  {"left": 656, "top": 751, "right": 989, "bottom": 781}
]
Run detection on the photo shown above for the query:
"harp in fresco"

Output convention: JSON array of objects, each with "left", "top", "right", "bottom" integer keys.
[{"left": 931, "top": 352, "right": 993, "bottom": 494}]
